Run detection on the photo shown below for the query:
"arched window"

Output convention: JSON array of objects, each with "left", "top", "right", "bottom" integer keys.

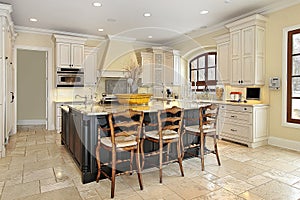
[{"left": 189, "top": 52, "right": 217, "bottom": 91}]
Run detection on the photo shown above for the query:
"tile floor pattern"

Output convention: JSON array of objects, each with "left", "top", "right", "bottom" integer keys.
[{"left": 0, "top": 126, "right": 300, "bottom": 199}]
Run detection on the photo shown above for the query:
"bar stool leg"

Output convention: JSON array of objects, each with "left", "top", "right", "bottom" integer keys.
[
  {"left": 177, "top": 139, "right": 184, "bottom": 177},
  {"left": 111, "top": 147, "right": 116, "bottom": 198},
  {"left": 214, "top": 134, "right": 221, "bottom": 166},
  {"left": 159, "top": 139, "right": 163, "bottom": 183},
  {"left": 200, "top": 132, "right": 205, "bottom": 171},
  {"left": 135, "top": 147, "right": 143, "bottom": 190}
]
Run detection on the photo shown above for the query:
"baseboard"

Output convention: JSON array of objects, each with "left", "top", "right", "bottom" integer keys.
[
  {"left": 268, "top": 136, "right": 300, "bottom": 152},
  {"left": 17, "top": 120, "right": 46, "bottom": 125}
]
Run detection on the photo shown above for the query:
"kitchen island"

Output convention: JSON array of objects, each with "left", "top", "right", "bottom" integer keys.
[
  {"left": 61, "top": 100, "right": 208, "bottom": 184},
  {"left": 60, "top": 99, "right": 269, "bottom": 183}
]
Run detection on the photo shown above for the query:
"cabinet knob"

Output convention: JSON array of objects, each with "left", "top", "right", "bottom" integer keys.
[
  {"left": 241, "top": 80, "right": 244, "bottom": 84},
  {"left": 238, "top": 80, "right": 241, "bottom": 84},
  {"left": 244, "top": 108, "right": 247, "bottom": 111}
]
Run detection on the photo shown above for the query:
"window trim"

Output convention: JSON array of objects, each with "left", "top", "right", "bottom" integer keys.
[
  {"left": 189, "top": 52, "right": 217, "bottom": 91},
  {"left": 282, "top": 25, "right": 300, "bottom": 129}
]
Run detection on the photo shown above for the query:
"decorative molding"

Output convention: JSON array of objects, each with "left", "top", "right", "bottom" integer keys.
[
  {"left": 15, "top": 26, "right": 105, "bottom": 40},
  {"left": 17, "top": 120, "right": 46, "bottom": 125},
  {"left": 268, "top": 136, "right": 300, "bottom": 152}
]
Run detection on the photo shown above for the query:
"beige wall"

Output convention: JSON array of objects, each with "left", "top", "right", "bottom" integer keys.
[
  {"left": 17, "top": 49, "right": 46, "bottom": 121},
  {"left": 264, "top": 3, "right": 300, "bottom": 141}
]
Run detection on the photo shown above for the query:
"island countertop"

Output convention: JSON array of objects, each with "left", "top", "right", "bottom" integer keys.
[{"left": 68, "top": 100, "right": 212, "bottom": 116}]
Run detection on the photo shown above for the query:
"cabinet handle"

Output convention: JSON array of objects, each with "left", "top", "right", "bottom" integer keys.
[
  {"left": 230, "top": 115, "right": 236, "bottom": 118},
  {"left": 230, "top": 129, "right": 237, "bottom": 132}
]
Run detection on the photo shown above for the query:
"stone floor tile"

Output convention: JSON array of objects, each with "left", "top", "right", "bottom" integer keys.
[
  {"left": 193, "top": 188, "right": 245, "bottom": 200},
  {"left": 40, "top": 180, "right": 74, "bottom": 193},
  {"left": 1, "top": 181, "right": 40, "bottom": 200},
  {"left": 213, "top": 175, "right": 255, "bottom": 195},
  {"left": 262, "top": 169, "right": 300, "bottom": 185},
  {"left": 21, "top": 187, "right": 82, "bottom": 200},
  {"left": 239, "top": 191, "right": 265, "bottom": 200},
  {"left": 249, "top": 180, "right": 300, "bottom": 200},
  {"left": 23, "top": 168, "right": 55, "bottom": 183}
]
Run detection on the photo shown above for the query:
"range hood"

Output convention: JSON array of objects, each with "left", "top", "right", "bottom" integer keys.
[{"left": 99, "top": 35, "right": 149, "bottom": 77}]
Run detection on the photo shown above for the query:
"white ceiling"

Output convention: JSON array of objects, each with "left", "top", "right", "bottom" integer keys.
[{"left": 2, "top": 0, "right": 300, "bottom": 44}]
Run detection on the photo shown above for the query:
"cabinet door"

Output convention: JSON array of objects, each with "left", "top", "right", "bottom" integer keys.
[
  {"left": 141, "top": 52, "right": 153, "bottom": 85},
  {"left": 57, "top": 43, "right": 71, "bottom": 68},
  {"left": 217, "top": 42, "right": 230, "bottom": 84},
  {"left": 230, "top": 31, "right": 242, "bottom": 85},
  {"left": 154, "top": 53, "right": 164, "bottom": 84},
  {"left": 84, "top": 52, "right": 97, "bottom": 86},
  {"left": 71, "top": 44, "right": 84, "bottom": 68},
  {"left": 163, "top": 52, "right": 174, "bottom": 85},
  {"left": 173, "top": 53, "right": 181, "bottom": 85},
  {"left": 242, "top": 27, "right": 255, "bottom": 85}
]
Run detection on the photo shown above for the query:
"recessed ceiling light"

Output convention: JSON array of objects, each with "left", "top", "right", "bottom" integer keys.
[
  {"left": 224, "top": 0, "right": 232, "bottom": 3},
  {"left": 200, "top": 10, "right": 209, "bottom": 15},
  {"left": 29, "top": 18, "right": 38, "bottom": 22},
  {"left": 148, "top": 35, "right": 153, "bottom": 39},
  {"left": 143, "top": 12, "right": 151, "bottom": 17},
  {"left": 93, "top": 2, "right": 102, "bottom": 7},
  {"left": 98, "top": 28, "right": 104, "bottom": 32},
  {"left": 107, "top": 18, "right": 116, "bottom": 22}
]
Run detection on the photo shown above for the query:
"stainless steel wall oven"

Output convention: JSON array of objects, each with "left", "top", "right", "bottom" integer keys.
[{"left": 56, "top": 67, "right": 84, "bottom": 87}]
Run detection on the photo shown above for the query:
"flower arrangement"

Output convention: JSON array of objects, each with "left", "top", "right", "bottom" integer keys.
[{"left": 123, "top": 60, "right": 142, "bottom": 93}]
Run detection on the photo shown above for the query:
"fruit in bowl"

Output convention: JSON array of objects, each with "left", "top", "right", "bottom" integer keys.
[{"left": 115, "top": 94, "right": 152, "bottom": 105}]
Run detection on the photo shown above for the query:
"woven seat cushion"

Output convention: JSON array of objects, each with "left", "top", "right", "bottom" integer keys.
[
  {"left": 101, "top": 135, "right": 137, "bottom": 148},
  {"left": 145, "top": 129, "right": 179, "bottom": 140},
  {"left": 185, "top": 125, "right": 216, "bottom": 133}
]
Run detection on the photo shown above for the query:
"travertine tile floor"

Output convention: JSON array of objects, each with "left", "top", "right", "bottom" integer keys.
[{"left": 1, "top": 125, "right": 300, "bottom": 200}]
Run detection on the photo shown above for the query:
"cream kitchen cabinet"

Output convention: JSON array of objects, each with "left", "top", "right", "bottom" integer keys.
[
  {"left": 0, "top": 3, "right": 15, "bottom": 157},
  {"left": 53, "top": 34, "right": 87, "bottom": 68},
  {"left": 215, "top": 34, "right": 230, "bottom": 84},
  {"left": 140, "top": 52, "right": 153, "bottom": 85},
  {"left": 226, "top": 14, "right": 267, "bottom": 86},
  {"left": 84, "top": 47, "right": 98, "bottom": 86},
  {"left": 218, "top": 104, "right": 269, "bottom": 148}
]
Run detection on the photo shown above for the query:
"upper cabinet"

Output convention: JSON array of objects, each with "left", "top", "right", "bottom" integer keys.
[
  {"left": 139, "top": 47, "right": 178, "bottom": 86},
  {"left": 84, "top": 47, "right": 98, "bottom": 86},
  {"left": 53, "top": 34, "right": 87, "bottom": 68},
  {"left": 215, "top": 34, "right": 230, "bottom": 85},
  {"left": 226, "top": 14, "right": 267, "bottom": 86}
]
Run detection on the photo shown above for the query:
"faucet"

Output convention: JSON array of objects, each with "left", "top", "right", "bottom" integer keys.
[{"left": 75, "top": 94, "right": 88, "bottom": 105}]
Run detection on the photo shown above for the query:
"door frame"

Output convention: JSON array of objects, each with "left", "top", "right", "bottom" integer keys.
[{"left": 14, "top": 46, "right": 54, "bottom": 131}]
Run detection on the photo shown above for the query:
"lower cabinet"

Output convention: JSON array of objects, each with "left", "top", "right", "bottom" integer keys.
[{"left": 218, "top": 104, "right": 269, "bottom": 148}]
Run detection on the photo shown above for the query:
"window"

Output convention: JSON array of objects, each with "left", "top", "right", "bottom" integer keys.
[
  {"left": 287, "top": 29, "right": 300, "bottom": 124},
  {"left": 189, "top": 52, "right": 217, "bottom": 91}
]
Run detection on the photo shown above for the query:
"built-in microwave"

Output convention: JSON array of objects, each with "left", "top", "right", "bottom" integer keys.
[{"left": 56, "top": 67, "right": 84, "bottom": 87}]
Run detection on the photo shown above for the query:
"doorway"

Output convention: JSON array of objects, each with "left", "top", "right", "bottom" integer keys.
[{"left": 14, "top": 46, "right": 54, "bottom": 130}]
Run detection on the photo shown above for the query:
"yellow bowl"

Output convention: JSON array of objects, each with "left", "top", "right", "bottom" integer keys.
[{"left": 115, "top": 94, "right": 152, "bottom": 105}]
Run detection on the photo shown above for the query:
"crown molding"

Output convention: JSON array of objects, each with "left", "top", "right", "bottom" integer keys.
[
  {"left": 167, "top": 0, "right": 300, "bottom": 46},
  {"left": 15, "top": 26, "right": 105, "bottom": 40}
]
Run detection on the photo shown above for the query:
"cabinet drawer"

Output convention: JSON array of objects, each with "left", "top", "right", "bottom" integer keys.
[
  {"left": 219, "top": 104, "right": 252, "bottom": 113},
  {"left": 219, "top": 121, "right": 251, "bottom": 141},
  {"left": 219, "top": 110, "right": 252, "bottom": 124}
]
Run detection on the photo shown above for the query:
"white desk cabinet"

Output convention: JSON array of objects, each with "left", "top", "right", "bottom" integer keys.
[{"left": 218, "top": 104, "right": 269, "bottom": 148}]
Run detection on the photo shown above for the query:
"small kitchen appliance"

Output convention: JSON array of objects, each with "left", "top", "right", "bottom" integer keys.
[{"left": 230, "top": 91, "right": 242, "bottom": 102}]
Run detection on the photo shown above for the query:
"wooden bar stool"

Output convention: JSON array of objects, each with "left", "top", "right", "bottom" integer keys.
[
  {"left": 182, "top": 104, "right": 221, "bottom": 171},
  {"left": 141, "top": 106, "right": 184, "bottom": 183},
  {"left": 95, "top": 109, "right": 144, "bottom": 198}
]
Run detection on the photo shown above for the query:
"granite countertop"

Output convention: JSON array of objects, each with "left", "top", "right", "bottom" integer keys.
[
  {"left": 195, "top": 99, "right": 269, "bottom": 107},
  {"left": 68, "top": 100, "right": 211, "bottom": 116}
]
